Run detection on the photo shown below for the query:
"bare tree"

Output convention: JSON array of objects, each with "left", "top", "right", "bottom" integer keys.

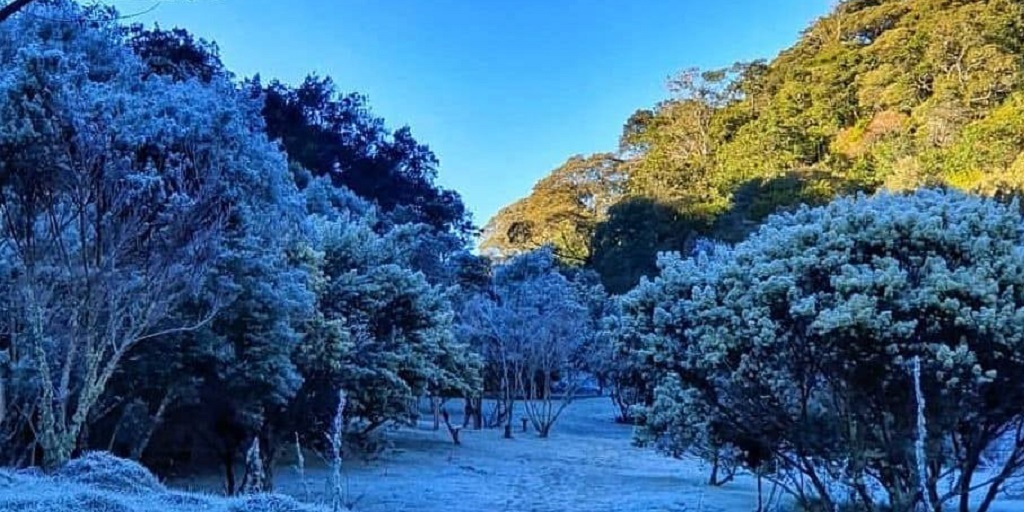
[
  {"left": 456, "top": 248, "right": 589, "bottom": 439},
  {"left": 459, "top": 296, "right": 524, "bottom": 438},
  {"left": 515, "top": 292, "right": 586, "bottom": 438}
]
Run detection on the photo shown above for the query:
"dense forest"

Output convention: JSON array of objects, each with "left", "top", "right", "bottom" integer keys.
[
  {"left": 2, "top": 1, "right": 1024, "bottom": 512},
  {"left": 482, "top": 0, "right": 1024, "bottom": 292}
]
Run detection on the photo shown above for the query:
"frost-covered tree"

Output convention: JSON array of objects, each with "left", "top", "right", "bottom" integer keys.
[
  {"left": 625, "top": 189, "right": 1024, "bottom": 512},
  {"left": 563, "top": 266, "right": 612, "bottom": 388},
  {"left": 459, "top": 247, "right": 590, "bottom": 438},
  {"left": 160, "top": 213, "right": 311, "bottom": 494},
  {"left": 609, "top": 245, "right": 740, "bottom": 484},
  {"left": 0, "top": 2, "right": 299, "bottom": 469},
  {"left": 292, "top": 203, "right": 480, "bottom": 447},
  {"left": 97, "top": 125, "right": 311, "bottom": 495}
]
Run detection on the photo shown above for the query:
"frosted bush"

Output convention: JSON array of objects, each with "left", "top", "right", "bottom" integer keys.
[
  {"left": 621, "top": 188, "right": 1024, "bottom": 512},
  {"left": 0, "top": 452, "right": 331, "bottom": 512},
  {"left": 160, "top": 491, "right": 220, "bottom": 509},
  {"left": 56, "top": 452, "right": 163, "bottom": 494}
]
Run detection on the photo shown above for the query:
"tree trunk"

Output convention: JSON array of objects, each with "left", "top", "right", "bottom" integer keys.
[
  {"left": 957, "top": 457, "right": 979, "bottom": 512},
  {"left": 0, "top": 367, "right": 6, "bottom": 435},
  {"left": 131, "top": 391, "right": 175, "bottom": 461},
  {"left": 441, "top": 410, "right": 461, "bottom": 446},
  {"left": 261, "top": 424, "right": 278, "bottom": 492},
  {"left": 756, "top": 472, "right": 765, "bottom": 512},
  {"left": 39, "top": 428, "right": 74, "bottom": 471},
  {"left": 472, "top": 397, "right": 483, "bottom": 430},
  {"left": 222, "top": 449, "right": 237, "bottom": 496},
  {"left": 431, "top": 396, "right": 440, "bottom": 431},
  {"left": 853, "top": 480, "right": 877, "bottom": 512},
  {"left": 107, "top": 413, "right": 124, "bottom": 453},
  {"left": 798, "top": 457, "right": 835, "bottom": 512},
  {"left": 709, "top": 450, "right": 720, "bottom": 486},
  {"left": 76, "top": 419, "right": 90, "bottom": 458},
  {"left": 976, "top": 447, "right": 1023, "bottom": 512}
]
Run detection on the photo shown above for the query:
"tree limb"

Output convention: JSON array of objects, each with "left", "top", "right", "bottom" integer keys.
[{"left": 0, "top": 0, "right": 36, "bottom": 24}]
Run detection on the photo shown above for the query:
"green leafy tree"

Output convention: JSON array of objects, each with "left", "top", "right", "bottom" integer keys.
[
  {"left": 589, "top": 198, "right": 706, "bottom": 295},
  {"left": 489, "top": 0, "right": 1024, "bottom": 288},
  {"left": 481, "top": 153, "right": 625, "bottom": 264}
]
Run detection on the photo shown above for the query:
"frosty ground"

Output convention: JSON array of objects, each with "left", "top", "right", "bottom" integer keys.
[
  {"left": 167, "top": 398, "right": 723, "bottom": 511},
  {"left": 4, "top": 398, "right": 1024, "bottom": 512},
  {"left": 164, "top": 398, "right": 1024, "bottom": 512}
]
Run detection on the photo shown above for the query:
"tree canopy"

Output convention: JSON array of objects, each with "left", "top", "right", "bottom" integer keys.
[{"left": 485, "top": 0, "right": 1024, "bottom": 292}]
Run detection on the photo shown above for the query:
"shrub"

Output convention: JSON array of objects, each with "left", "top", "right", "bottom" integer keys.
[{"left": 56, "top": 452, "right": 163, "bottom": 495}]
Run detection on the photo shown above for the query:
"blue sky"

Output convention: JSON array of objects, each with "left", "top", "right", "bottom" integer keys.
[{"left": 111, "top": 0, "right": 833, "bottom": 227}]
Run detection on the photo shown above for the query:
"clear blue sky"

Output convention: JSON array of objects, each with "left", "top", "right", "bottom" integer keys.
[{"left": 110, "top": 0, "right": 833, "bottom": 227}]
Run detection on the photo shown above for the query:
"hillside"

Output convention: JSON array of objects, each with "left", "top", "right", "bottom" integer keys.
[{"left": 482, "top": 0, "right": 1024, "bottom": 292}]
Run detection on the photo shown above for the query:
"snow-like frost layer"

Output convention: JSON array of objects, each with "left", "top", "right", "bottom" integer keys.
[
  {"left": 0, "top": 452, "right": 325, "bottom": 512},
  {"left": 5, "top": 403, "right": 1024, "bottom": 512},
  {"left": 182, "top": 398, "right": 1024, "bottom": 512}
]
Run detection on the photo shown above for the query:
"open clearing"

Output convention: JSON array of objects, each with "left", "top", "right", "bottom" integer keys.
[
  {"left": 166, "top": 398, "right": 1024, "bottom": 512},
  {"left": 172, "top": 398, "right": 750, "bottom": 511}
]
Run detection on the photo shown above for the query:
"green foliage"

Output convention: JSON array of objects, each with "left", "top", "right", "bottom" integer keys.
[
  {"left": 255, "top": 75, "right": 473, "bottom": 237},
  {"left": 488, "top": 0, "right": 1024, "bottom": 293},
  {"left": 481, "top": 153, "right": 625, "bottom": 264},
  {"left": 589, "top": 198, "right": 706, "bottom": 294}
]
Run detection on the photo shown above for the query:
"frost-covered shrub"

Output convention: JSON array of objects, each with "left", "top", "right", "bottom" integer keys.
[
  {"left": 161, "top": 491, "right": 220, "bottom": 509},
  {"left": 623, "top": 188, "right": 1024, "bottom": 512},
  {"left": 56, "top": 452, "right": 163, "bottom": 495},
  {"left": 0, "top": 452, "right": 330, "bottom": 512}
]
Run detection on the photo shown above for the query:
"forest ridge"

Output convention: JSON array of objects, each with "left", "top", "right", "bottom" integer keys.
[{"left": 482, "top": 0, "right": 1024, "bottom": 293}]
